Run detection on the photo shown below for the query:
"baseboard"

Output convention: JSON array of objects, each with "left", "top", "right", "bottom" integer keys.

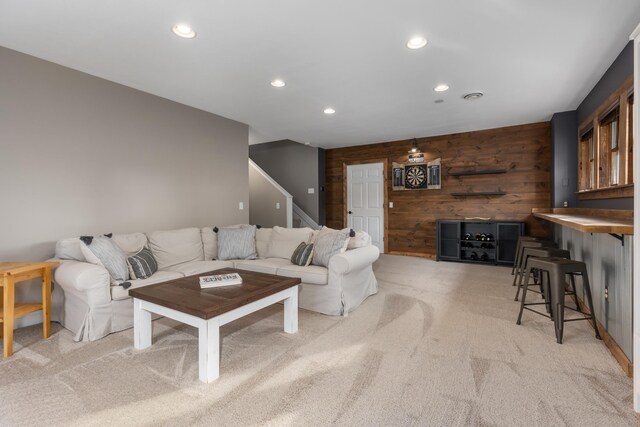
[
  {"left": 386, "top": 251, "right": 436, "bottom": 260},
  {"left": 597, "top": 318, "right": 633, "bottom": 377},
  {"left": 576, "top": 297, "right": 633, "bottom": 377}
]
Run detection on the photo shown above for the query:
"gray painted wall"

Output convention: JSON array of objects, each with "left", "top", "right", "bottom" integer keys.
[
  {"left": 0, "top": 46, "right": 249, "bottom": 326},
  {"left": 551, "top": 111, "right": 578, "bottom": 208},
  {"left": 577, "top": 42, "right": 634, "bottom": 123},
  {"left": 249, "top": 163, "right": 288, "bottom": 227},
  {"left": 249, "top": 140, "right": 325, "bottom": 224},
  {"left": 551, "top": 42, "right": 634, "bottom": 210},
  {"left": 577, "top": 41, "right": 634, "bottom": 210}
]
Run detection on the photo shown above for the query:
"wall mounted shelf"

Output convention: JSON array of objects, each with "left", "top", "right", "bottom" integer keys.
[
  {"left": 448, "top": 169, "right": 507, "bottom": 177},
  {"left": 450, "top": 191, "right": 506, "bottom": 196}
]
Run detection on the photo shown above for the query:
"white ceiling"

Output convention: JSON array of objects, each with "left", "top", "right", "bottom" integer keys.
[{"left": 1, "top": 1, "right": 640, "bottom": 149}]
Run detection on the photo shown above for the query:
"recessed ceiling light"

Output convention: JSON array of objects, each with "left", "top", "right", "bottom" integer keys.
[
  {"left": 463, "top": 92, "right": 484, "bottom": 100},
  {"left": 406, "top": 36, "right": 428, "bottom": 49},
  {"left": 324, "top": 108, "right": 336, "bottom": 115},
  {"left": 434, "top": 84, "right": 449, "bottom": 92},
  {"left": 270, "top": 79, "right": 286, "bottom": 88},
  {"left": 172, "top": 24, "right": 196, "bottom": 39}
]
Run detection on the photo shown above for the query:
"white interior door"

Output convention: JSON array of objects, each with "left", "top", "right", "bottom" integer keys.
[{"left": 347, "top": 163, "right": 384, "bottom": 253}]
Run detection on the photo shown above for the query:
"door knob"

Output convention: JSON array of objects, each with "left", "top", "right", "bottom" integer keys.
[{"left": 348, "top": 211, "right": 353, "bottom": 214}]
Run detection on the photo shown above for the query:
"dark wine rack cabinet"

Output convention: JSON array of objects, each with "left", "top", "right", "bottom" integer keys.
[{"left": 436, "top": 220, "right": 524, "bottom": 266}]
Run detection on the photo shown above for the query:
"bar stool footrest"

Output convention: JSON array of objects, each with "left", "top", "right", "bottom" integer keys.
[
  {"left": 563, "top": 316, "right": 595, "bottom": 322},
  {"left": 522, "top": 306, "right": 553, "bottom": 320}
]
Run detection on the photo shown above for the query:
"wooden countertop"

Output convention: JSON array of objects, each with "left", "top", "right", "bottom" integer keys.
[{"left": 532, "top": 208, "right": 633, "bottom": 235}]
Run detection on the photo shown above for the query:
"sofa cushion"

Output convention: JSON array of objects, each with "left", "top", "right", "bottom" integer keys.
[
  {"left": 164, "top": 260, "right": 234, "bottom": 277},
  {"left": 276, "top": 265, "right": 328, "bottom": 285},
  {"left": 55, "top": 237, "right": 86, "bottom": 261},
  {"left": 112, "top": 233, "right": 148, "bottom": 257},
  {"left": 127, "top": 247, "right": 158, "bottom": 280},
  {"left": 266, "top": 226, "right": 314, "bottom": 259},
  {"left": 312, "top": 227, "right": 351, "bottom": 267},
  {"left": 348, "top": 230, "right": 372, "bottom": 250},
  {"left": 256, "top": 228, "right": 272, "bottom": 258},
  {"left": 201, "top": 227, "right": 218, "bottom": 260},
  {"left": 147, "top": 228, "right": 204, "bottom": 270},
  {"left": 217, "top": 226, "right": 257, "bottom": 260},
  {"left": 110, "top": 270, "right": 184, "bottom": 301},
  {"left": 234, "top": 258, "right": 293, "bottom": 275}
]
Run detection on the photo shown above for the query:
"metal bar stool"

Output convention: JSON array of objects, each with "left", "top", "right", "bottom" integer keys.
[
  {"left": 516, "top": 257, "right": 601, "bottom": 344},
  {"left": 512, "top": 236, "right": 543, "bottom": 275},
  {"left": 514, "top": 247, "right": 571, "bottom": 302},
  {"left": 512, "top": 239, "right": 557, "bottom": 287}
]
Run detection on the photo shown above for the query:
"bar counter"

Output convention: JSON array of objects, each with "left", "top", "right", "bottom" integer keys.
[
  {"left": 532, "top": 208, "right": 633, "bottom": 235},
  {"left": 532, "top": 207, "right": 634, "bottom": 375}
]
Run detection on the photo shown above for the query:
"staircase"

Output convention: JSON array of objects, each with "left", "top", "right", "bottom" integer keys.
[
  {"left": 249, "top": 160, "right": 319, "bottom": 229},
  {"left": 249, "top": 159, "right": 292, "bottom": 227},
  {"left": 293, "top": 202, "right": 320, "bottom": 229}
]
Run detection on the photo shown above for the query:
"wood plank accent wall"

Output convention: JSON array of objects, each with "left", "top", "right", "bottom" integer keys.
[{"left": 325, "top": 122, "right": 552, "bottom": 257}]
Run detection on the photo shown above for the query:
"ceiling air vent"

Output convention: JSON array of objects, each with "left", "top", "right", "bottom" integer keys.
[{"left": 463, "top": 92, "right": 484, "bottom": 100}]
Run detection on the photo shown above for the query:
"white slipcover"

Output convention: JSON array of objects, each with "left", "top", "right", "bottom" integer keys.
[
  {"left": 234, "top": 258, "right": 293, "bottom": 275},
  {"left": 52, "top": 226, "right": 379, "bottom": 341},
  {"left": 147, "top": 227, "right": 204, "bottom": 270},
  {"left": 111, "top": 232, "right": 148, "bottom": 256}
]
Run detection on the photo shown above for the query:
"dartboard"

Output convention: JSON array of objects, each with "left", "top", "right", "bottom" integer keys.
[{"left": 404, "top": 164, "right": 427, "bottom": 189}]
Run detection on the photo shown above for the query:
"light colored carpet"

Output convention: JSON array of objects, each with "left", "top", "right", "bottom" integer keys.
[{"left": 0, "top": 255, "right": 637, "bottom": 426}]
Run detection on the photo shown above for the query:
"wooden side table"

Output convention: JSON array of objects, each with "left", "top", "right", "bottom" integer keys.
[{"left": 0, "top": 262, "right": 59, "bottom": 357}]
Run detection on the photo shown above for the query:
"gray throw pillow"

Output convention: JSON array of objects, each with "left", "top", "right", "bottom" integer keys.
[
  {"left": 312, "top": 228, "right": 351, "bottom": 267},
  {"left": 291, "top": 242, "right": 314, "bottom": 266},
  {"left": 79, "top": 235, "right": 129, "bottom": 283},
  {"left": 127, "top": 247, "right": 158, "bottom": 280},
  {"left": 217, "top": 226, "right": 257, "bottom": 261}
]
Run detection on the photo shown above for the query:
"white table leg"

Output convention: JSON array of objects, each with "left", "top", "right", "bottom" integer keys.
[
  {"left": 133, "top": 298, "right": 152, "bottom": 349},
  {"left": 199, "top": 318, "right": 220, "bottom": 383},
  {"left": 284, "top": 285, "right": 298, "bottom": 334}
]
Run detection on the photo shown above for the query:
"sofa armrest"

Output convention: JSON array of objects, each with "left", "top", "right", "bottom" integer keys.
[
  {"left": 329, "top": 246, "right": 380, "bottom": 275},
  {"left": 54, "top": 260, "right": 111, "bottom": 293}
]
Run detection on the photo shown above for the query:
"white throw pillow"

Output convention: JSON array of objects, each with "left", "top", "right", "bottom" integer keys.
[
  {"left": 312, "top": 228, "right": 351, "bottom": 267},
  {"left": 266, "top": 226, "right": 314, "bottom": 259},
  {"left": 315, "top": 226, "right": 352, "bottom": 252}
]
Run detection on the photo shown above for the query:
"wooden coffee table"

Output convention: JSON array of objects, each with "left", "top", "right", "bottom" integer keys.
[{"left": 129, "top": 268, "right": 300, "bottom": 383}]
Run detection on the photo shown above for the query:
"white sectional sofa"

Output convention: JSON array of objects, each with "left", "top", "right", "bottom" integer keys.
[{"left": 52, "top": 226, "right": 379, "bottom": 341}]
